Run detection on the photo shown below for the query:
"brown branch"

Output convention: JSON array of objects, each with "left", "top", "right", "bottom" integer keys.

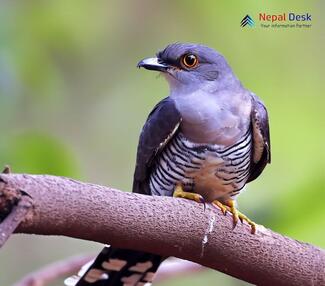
[{"left": 0, "top": 174, "right": 324, "bottom": 286}]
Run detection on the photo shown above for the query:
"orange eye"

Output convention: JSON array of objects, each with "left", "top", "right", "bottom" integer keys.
[{"left": 181, "top": 54, "right": 198, "bottom": 68}]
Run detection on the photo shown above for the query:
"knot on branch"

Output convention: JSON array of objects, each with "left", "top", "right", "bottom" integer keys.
[
  {"left": 0, "top": 166, "right": 22, "bottom": 222},
  {"left": 0, "top": 167, "right": 33, "bottom": 247},
  {"left": 0, "top": 184, "right": 21, "bottom": 222}
]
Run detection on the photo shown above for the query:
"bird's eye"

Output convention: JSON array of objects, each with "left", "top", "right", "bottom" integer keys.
[{"left": 181, "top": 54, "right": 198, "bottom": 69}]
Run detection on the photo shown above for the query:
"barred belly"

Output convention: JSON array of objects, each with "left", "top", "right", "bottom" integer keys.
[{"left": 149, "top": 128, "right": 252, "bottom": 202}]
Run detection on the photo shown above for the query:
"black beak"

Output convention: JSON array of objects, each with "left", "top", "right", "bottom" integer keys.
[{"left": 137, "top": 57, "right": 169, "bottom": 72}]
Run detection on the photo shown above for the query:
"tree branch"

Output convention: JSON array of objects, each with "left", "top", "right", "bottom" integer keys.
[{"left": 0, "top": 174, "right": 324, "bottom": 286}]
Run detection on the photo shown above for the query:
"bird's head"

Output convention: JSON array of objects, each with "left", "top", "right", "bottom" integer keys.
[{"left": 137, "top": 43, "right": 239, "bottom": 92}]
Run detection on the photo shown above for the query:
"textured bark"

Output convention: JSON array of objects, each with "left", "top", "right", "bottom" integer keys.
[{"left": 0, "top": 174, "right": 324, "bottom": 286}]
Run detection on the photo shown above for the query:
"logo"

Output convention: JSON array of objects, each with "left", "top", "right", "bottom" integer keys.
[
  {"left": 240, "top": 13, "right": 312, "bottom": 29},
  {"left": 240, "top": 15, "right": 255, "bottom": 27}
]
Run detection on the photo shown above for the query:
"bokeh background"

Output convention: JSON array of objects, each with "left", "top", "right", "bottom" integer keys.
[{"left": 0, "top": 1, "right": 324, "bottom": 285}]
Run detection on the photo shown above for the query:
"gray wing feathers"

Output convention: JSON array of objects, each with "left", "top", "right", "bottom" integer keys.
[
  {"left": 132, "top": 97, "right": 182, "bottom": 194},
  {"left": 247, "top": 93, "right": 271, "bottom": 183}
]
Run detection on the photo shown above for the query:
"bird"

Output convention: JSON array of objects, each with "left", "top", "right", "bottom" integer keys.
[{"left": 70, "top": 42, "right": 271, "bottom": 286}]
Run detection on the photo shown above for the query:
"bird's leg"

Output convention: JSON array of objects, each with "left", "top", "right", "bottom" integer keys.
[
  {"left": 173, "top": 184, "right": 205, "bottom": 204},
  {"left": 223, "top": 199, "right": 256, "bottom": 234}
]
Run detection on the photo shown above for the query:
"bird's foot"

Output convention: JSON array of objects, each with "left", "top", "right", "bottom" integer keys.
[
  {"left": 173, "top": 184, "right": 205, "bottom": 204},
  {"left": 212, "top": 200, "right": 231, "bottom": 215},
  {"left": 212, "top": 199, "right": 256, "bottom": 234}
]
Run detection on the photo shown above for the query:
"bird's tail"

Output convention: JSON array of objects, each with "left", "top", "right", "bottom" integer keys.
[{"left": 65, "top": 246, "right": 163, "bottom": 286}]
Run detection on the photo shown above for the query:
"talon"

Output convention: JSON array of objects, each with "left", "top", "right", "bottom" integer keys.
[
  {"left": 173, "top": 184, "right": 205, "bottom": 205},
  {"left": 212, "top": 200, "right": 230, "bottom": 215},
  {"left": 225, "top": 199, "right": 257, "bottom": 234},
  {"left": 237, "top": 212, "right": 256, "bottom": 234},
  {"left": 198, "top": 195, "right": 205, "bottom": 204}
]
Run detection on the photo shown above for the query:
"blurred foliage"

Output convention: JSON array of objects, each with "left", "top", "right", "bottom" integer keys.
[
  {"left": 0, "top": 132, "right": 78, "bottom": 176},
  {"left": 0, "top": 0, "right": 324, "bottom": 285}
]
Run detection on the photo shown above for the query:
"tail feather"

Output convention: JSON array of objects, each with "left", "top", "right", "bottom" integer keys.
[{"left": 73, "top": 247, "right": 163, "bottom": 286}]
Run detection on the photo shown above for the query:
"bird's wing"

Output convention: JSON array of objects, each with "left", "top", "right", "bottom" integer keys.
[
  {"left": 132, "top": 97, "right": 182, "bottom": 195},
  {"left": 247, "top": 93, "right": 271, "bottom": 183}
]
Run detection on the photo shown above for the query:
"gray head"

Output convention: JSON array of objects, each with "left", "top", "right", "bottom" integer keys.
[{"left": 137, "top": 43, "right": 240, "bottom": 92}]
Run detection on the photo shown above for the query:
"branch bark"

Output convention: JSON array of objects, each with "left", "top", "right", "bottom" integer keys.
[{"left": 0, "top": 174, "right": 324, "bottom": 286}]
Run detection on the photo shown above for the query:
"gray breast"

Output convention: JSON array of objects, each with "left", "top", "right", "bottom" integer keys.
[{"left": 149, "top": 128, "right": 252, "bottom": 202}]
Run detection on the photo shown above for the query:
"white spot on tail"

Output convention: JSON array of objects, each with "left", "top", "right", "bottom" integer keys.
[
  {"left": 64, "top": 259, "right": 96, "bottom": 286},
  {"left": 64, "top": 275, "right": 80, "bottom": 286}
]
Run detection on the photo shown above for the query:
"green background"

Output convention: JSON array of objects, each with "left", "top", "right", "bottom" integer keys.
[{"left": 0, "top": 1, "right": 324, "bottom": 285}]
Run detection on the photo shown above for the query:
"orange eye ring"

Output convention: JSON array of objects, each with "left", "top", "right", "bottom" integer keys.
[{"left": 181, "top": 54, "right": 198, "bottom": 69}]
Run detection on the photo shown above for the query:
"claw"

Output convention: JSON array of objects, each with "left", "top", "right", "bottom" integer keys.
[
  {"left": 238, "top": 211, "right": 256, "bottom": 234},
  {"left": 212, "top": 200, "right": 230, "bottom": 215},
  {"left": 173, "top": 184, "right": 205, "bottom": 207},
  {"left": 212, "top": 199, "right": 257, "bottom": 234},
  {"left": 226, "top": 199, "right": 257, "bottom": 234}
]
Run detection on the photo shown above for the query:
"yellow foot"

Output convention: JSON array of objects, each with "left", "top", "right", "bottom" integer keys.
[
  {"left": 212, "top": 200, "right": 231, "bottom": 215},
  {"left": 213, "top": 199, "right": 256, "bottom": 234},
  {"left": 173, "top": 184, "right": 205, "bottom": 204}
]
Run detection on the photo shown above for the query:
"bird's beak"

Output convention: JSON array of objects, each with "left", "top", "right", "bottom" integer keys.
[{"left": 137, "top": 57, "right": 169, "bottom": 72}]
